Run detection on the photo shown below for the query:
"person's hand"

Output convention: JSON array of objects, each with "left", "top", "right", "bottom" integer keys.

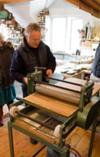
[
  {"left": 46, "top": 69, "right": 53, "bottom": 78},
  {"left": 23, "top": 77, "right": 28, "bottom": 85}
]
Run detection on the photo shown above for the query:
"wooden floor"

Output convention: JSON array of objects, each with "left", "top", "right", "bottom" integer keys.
[
  {"left": 66, "top": 127, "right": 100, "bottom": 157},
  {"left": 0, "top": 124, "right": 47, "bottom": 157}
]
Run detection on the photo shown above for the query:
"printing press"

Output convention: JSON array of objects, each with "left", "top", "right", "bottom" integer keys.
[{"left": 8, "top": 68, "right": 100, "bottom": 157}]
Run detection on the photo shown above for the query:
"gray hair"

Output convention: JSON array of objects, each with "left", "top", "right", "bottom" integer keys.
[{"left": 24, "top": 23, "right": 41, "bottom": 37}]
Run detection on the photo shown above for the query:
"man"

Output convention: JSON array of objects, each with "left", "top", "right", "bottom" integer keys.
[
  {"left": 10, "top": 23, "right": 56, "bottom": 144},
  {"left": 10, "top": 23, "right": 56, "bottom": 97},
  {"left": 90, "top": 43, "right": 100, "bottom": 82}
]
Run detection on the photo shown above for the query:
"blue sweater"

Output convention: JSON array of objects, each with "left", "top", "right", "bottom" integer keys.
[
  {"left": 10, "top": 39, "right": 56, "bottom": 83},
  {"left": 92, "top": 43, "right": 100, "bottom": 77}
]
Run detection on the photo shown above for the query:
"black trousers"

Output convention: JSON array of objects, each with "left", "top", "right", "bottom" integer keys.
[{"left": 22, "top": 84, "right": 28, "bottom": 97}]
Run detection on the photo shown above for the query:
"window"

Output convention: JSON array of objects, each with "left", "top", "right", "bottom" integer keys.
[
  {"left": 52, "top": 18, "right": 66, "bottom": 51},
  {"left": 70, "top": 18, "right": 83, "bottom": 52},
  {"left": 45, "top": 17, "right": 51, "bottom": 47},
  {"left": 45, "top": 16, "right": 83, "bottom": 53}
]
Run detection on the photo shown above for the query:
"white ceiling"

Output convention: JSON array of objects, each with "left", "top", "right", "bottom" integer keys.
[
  {"left": 5, "top": 0, "right": 100, "bottom": 27},
  {"left": 5, "top": 0, "right": 55, "bottom": 27},
  {"left": 30, "top": 0, "right": 55, "bottom": 17}
]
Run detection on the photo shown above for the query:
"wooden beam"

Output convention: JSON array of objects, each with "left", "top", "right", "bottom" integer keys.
[
  {"left": 92, "top": 10, "right": 100, "bottom": 19},
  {"left": 81, "top": 0, "right": 100, "bottom": 12},
  {"left": 79, "top": 1, "right": 100, "bottom": 18},
  {"left": 94, "top": 0, "right": 100, "bottom": 5},
  {"left": 66, "top": 0, "right": 100, "bottom": 18},
  {"left": 0, "top": 0, "right": 29, "bottom": 3},
  {"left": 79, "top": 0, "right": 100, "bottom": 18},
  {"left": 66, "top": 0, "right": 91, "bottom": 12},
  {"left": 66, "top": 0, "right": 80, "bottom": 6}
]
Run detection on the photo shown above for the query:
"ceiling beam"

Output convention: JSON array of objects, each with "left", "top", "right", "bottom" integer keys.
[
  {"left": 66, "top": 0, "right": 100, "bottom": 18},
  {"left": 0, "top": 0, "right": 29, "bottom": 3},
  {"left": 66, "top": 0, "right": 79, "bottom": 6},
  {"left": 81, "top": 0, "right": 100, "bottom": 12},
  {"left": 94, "top": 0, "right": 100, "bottom": 5}
]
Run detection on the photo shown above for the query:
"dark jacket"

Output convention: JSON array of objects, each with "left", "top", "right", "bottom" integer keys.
[
  {"left": 0, "top": 42, "right": 14, "bottom": 88},
  {"left": 10, "top": 38, "right": 56, "bottom": 83},
  {"left": 92, "top": 43, "right": 100, "bottom": 77}
]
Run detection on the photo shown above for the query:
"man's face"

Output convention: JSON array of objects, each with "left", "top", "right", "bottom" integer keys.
[{"left": 26, "top": 30, "right": 41, "bottom": 48}]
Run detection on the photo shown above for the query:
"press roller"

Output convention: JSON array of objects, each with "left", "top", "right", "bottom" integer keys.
[
  {"left": 8, "top": 69, "right": 100, "bottom": 157},
  {"left": 35, "top": 84, "right": 81, "bottom": 105}
]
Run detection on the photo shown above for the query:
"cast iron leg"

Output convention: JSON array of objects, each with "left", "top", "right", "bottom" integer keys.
[
  {"left": 8, "top": 122, "right": 14, "bottom": 157},
  {"left": 88, "top": 119, "right": 97, "bottom": 157}
]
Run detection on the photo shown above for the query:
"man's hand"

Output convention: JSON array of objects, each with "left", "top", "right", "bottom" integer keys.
[{"left": 46, "top": 69, "right": 53, "bottom": 77}]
